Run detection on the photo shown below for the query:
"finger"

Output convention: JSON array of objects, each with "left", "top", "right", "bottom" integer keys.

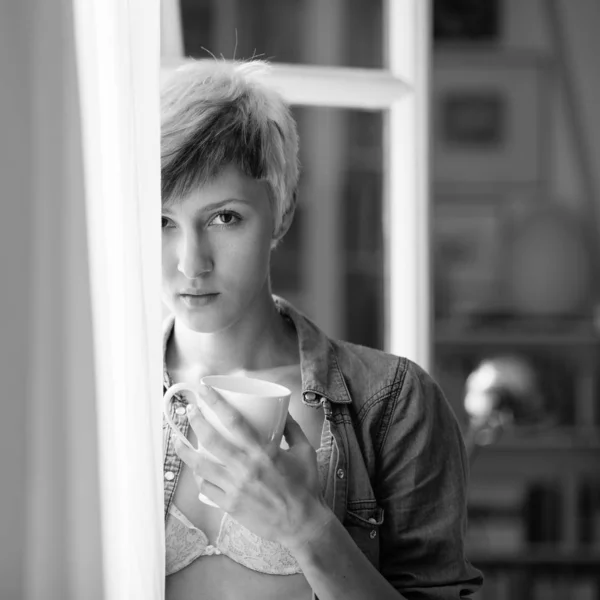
[
  {"left": 172, "top": 435, "right": 199, "bottom": 469},
  {"left": 186, "top": 403, "right": 247, "bottom": 464},
  {"left": 192, "top": 450, "right": 235, "bottom": 494},
  {"left": 173, "top": 438, "right": 233, "bottom": 502},
  {"left": 198, "top": 479, "right": 229, "bottom": 511},
  {"left": 198, "top": 385, "right": 261, "bottom": 450},
  {"left": 282, "top": 413, "right": 310, "bottom": 448}
]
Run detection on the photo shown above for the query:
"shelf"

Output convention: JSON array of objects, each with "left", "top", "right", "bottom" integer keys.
[
  {"left": 435, "top": 321, "right": 599, "bottom": 347},
  {"left": 469, "top": 548, "right": 600, "bottom": 569},
  {"left": 473, "top": 428, "right": 600, "bottom": 452}
]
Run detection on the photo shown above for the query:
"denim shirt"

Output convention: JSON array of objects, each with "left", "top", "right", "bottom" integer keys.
[{"left": 162, "top": 296, "right": 483, "bottom": 599}]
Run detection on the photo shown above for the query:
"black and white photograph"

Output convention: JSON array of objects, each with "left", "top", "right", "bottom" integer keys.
[{"left": 2, "top": 2, "right": 599, "bottom": 600}]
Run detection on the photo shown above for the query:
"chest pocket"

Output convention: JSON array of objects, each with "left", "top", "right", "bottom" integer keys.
[{"left": 344, "top": 501, "right": 384, "bottom": 568}]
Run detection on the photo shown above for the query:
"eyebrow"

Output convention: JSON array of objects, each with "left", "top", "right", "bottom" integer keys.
[{"left": 162, "top": 198, "right": 252, "bottom": 216}]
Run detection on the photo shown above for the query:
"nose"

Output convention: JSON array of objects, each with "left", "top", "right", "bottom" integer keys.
[{"left": 177, "top": 230, "right": 214, "bottom": 279}]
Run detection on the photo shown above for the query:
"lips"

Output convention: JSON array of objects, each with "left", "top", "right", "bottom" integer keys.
[
  {"left": 179, "top": 292, "right": 220, "bottom": 308},
  {"left": 180, "top": 290, "right": 218, "bottom": 297}
]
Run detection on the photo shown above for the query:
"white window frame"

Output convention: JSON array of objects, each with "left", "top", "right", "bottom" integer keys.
[{"left": 160, "top": 0, "right": 431, "bottom": 368}]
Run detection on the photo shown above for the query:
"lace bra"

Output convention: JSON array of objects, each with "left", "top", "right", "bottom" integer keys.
[{"left": 165, "top": 502, "right": 302, "bottom": 576}]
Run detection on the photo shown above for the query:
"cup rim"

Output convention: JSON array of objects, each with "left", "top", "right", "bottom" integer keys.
[{"left": 201, "top": 375, "right": 291, "bottom": 398}]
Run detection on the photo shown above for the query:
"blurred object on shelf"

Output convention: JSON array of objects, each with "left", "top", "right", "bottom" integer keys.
[
  {"left": 466, "top": 479, "right": 528, "bottom": 555},
  {"left": 594, "top": 304, "right": 600, "bottom": 333},
  {"left": 578, "top": 480, "right": 600, "bottom": 550},
  {"left": 433, "top": 192, "right": 505, "bottom": 322},
  {"left": 434, "top": 200, "right": 598, "bottom": 331},
  {"left": 463, "top": 355, "right": 556, "bottom": 463},
  {"left": 433, "top": 0, "right": 500, "bottom": 43},
  {"left": 505, "top": 204, "right": 596, "bottom": 319},
  {"left": 525, "top": 482, "right": 563, "bottom": 545}
]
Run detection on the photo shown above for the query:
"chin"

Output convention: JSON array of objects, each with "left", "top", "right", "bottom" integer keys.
[
  {"left": 177, "top": 311, "right": 223, "bottom": 334},
  {"left": 174, "top": 301, "right": 237, "bottom": 334}
]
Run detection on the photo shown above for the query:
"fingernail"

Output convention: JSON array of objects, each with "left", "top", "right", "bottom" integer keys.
[{"left": 186, "top": 403, "right": 197, "bottom": 415}]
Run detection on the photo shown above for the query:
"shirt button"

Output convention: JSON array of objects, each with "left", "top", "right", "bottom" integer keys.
[
  {"left": 165, "top": 471, "right": 175, "bottom": 481},
  {"left": 336, "top": 468, "right": 345, "bottom": 479},
  {"left": 175, "top": 406, "right": 186, "bottom": 415},
  {"left": 368, "top": 518, "right": 377, "bottom": 524},
  {"left": 370, "top": 530, "right": 377, "bottom": 539},
  {"left": 304, "top": 392, "right": 317, "bottom": 402}
]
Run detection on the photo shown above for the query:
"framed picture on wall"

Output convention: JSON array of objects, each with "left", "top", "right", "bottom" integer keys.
[
  {"left": 433, "top": 192, "right": 507, "bottom": 319},
  {"left": 433, "top": 53, "right": 550, "bottom": 185}
]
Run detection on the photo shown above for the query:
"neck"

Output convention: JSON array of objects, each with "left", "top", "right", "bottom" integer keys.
[{"left": 168, "top": 291, "right": 299, "bottom": 382}]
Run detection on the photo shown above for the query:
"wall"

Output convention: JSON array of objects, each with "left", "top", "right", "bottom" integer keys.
[
  {"left": 504, "top": 0, "right": 599, "bottom": 224},
  {"left": 0, "top": 1, "right": 33, "bottom": 598}
]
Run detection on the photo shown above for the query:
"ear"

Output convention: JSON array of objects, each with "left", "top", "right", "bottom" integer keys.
[{"left": 271, "top": 204, "right": 295, "bottom": 249}]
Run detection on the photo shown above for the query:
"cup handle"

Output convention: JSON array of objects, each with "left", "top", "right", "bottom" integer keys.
[
  {"left": 163, "top": 382, "right": 202, "bottom": 451},
  {"left": 163, "top": 383, "right": 220, "bottom": 508}
]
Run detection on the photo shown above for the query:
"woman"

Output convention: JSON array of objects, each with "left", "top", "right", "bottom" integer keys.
[{"left": 161, "top": 59, "right": 483, "bottom": 600}]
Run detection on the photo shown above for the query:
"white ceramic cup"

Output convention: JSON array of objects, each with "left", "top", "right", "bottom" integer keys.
[{"left": 163, "top": 375, "right": 291, "bottom": 507}]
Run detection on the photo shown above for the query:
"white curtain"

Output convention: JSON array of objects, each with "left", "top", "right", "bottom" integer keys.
[
  {"left": 0, "top": 0, "right": 164, "bottom": 598},
  {"left": 71, "top": 0, "right": 164, "bottom": 598}
]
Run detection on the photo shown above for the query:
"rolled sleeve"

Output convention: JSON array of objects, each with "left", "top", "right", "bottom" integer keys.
[{"left": 377, "top": 359, "right": 483, "bottom": 598}]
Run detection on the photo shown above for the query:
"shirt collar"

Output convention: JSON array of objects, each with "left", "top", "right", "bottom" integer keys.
[
  {"left": 273, "top": 296, "right": 351, "bottom": 404},
  {"left": 162, "top": 314, "right": 175, "bottom": 391},
  {"left": 161, "top": 295, "right": 352, "bottom": 405}
]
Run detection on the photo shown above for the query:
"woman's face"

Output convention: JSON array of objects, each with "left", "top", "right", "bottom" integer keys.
[{"left": 162, "top": 164, "right": 275, "bottom": 333}]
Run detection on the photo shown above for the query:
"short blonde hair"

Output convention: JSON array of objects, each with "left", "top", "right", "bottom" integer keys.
[{"left": 161, "top": 60, "right": 300, "bottom": 240}]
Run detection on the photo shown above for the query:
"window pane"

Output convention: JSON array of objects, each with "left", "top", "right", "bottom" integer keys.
[
  {"left": 271, "top": 107, "right": 384, "bottom": 350},
  {"left": 179, "top": 0, "right": 384, "bottom": 68}
]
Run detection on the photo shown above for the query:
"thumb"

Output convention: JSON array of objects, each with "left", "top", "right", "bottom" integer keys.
[{"left": 282, "top": 413, "right": 309, "bottom": 448}]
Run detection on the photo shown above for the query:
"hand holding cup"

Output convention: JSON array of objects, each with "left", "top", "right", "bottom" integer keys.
[{"left": 163, "top": 376, "right": 331, "bottom": 548}]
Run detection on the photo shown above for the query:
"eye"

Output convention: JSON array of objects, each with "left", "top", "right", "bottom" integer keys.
[
  {"left": 209, "top": 211, "right": 241, "bottom": 227},
  {"left": 161, "top": 216, "right": 174, "bottom": 229}
]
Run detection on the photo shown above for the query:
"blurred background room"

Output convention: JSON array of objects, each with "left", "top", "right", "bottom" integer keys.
[{"left": 162, "top": 1, "right": 600, "bottom": 598}]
